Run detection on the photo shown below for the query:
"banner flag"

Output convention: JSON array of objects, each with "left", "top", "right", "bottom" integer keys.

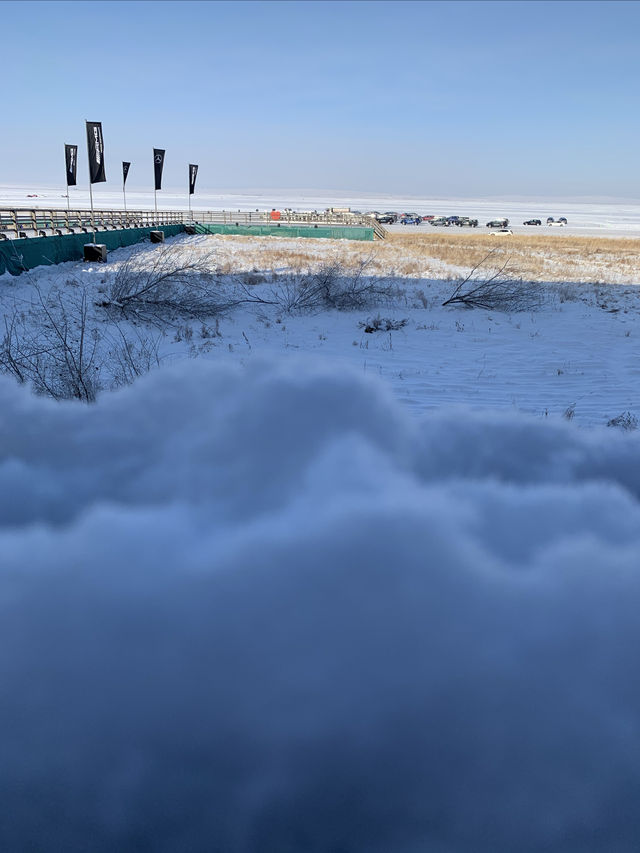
[
  {"left": 153, "top": 149, "right": 165, "bottom": 191},
  {"left": 122, "top": 161, "right": 131, "bottom": 187},
  {"left": 85, "top": 121, "right": 106, "bottom": 184},
  {"left": 64, "top": 144, "right": 77, "bottom": 187},
  {"left": 189, "top": 163, "right": 198, "bottom": 195}
]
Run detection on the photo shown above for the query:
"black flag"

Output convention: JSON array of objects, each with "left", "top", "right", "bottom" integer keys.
[
  {"left": 153, "top": 149, "right": 165, "bottom": 191},
  {"left": 65, "top": 144, "right": 77, "bottom": 187},
  {"left": 85, "top": 121, "right": 106, "bottom": 184},
  {"left": 122, "top": 161, "right": 131, "bottom": 187},
  {"left": 189, "top": 164, "right": 198, "bottom": 195}
]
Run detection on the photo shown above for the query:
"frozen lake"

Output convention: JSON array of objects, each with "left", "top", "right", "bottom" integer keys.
[{"left": 2, "top": 184, "right": 640, "bottom": 238}]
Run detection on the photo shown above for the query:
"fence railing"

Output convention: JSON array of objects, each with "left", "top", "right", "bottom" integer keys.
[
  {"left": 0, "top": 208, "right": 184, "bottom": 237},
  {"left": 0, "top": 207, "right": 387, "bottom": 239}
]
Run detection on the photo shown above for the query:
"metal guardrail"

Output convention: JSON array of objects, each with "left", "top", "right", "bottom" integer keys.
[
  {"left": 0, "top": 208, "right": 183, "bottom": 238},
  {"left": 0, "top": 207, "right": 388, "bottom": 240}
]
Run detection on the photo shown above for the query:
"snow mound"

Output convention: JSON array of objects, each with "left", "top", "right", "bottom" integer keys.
[{"left": 2, "top": 358, "right": 640, "bottom": 852}]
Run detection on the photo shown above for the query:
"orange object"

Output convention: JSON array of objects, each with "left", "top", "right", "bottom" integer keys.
[{"left": 270, "top": 209, "right": 281, "bottom": 221}]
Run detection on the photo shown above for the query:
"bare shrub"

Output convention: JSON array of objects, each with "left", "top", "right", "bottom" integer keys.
[
  {"left": 106, "top": 325, "right": 163, "bottom": 390},
  {"left": 0, "top": 284, "right": 165, "bottom": 401},
  {"left": 415, "top": 289, "right": 431, "bottom": 309},
  {"left": 607, "top": 411, "right": 638, "bottom": 431},
  {"left": 442, "top": 252, "right": 545, "bottom": 312},
  {"left": 0, "top": 288, "right": 102, "bottom": 401},
  {"left": 359, "top": 315, "right": 408, "bottom": 333},
  {"left": 173, "top": 324, "right": 194, "bottom": 343},
  {"left": 555, "top": 283, "right": 580, "bottom": 304},
  {"left": 242, "top": 272, "right": 269, "bottom": 285},
  {"left": 100, "top": 244, "right": 231, "bottom": 323},
  {"left": 257, "top": 257, "right": 398, "bottom": 314}
]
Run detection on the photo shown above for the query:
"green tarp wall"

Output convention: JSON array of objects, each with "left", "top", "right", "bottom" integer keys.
[
  {"left": 193, "top": 223, "right": 375, "bottom": 241},
  {"left": 0, "top": 222, "right": 375, "bottom": 277},
  {"left": 0, "top": 225, "right": 185, "bottom": 276}
]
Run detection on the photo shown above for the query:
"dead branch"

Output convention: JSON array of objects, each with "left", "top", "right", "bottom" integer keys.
[
  {"left": 99, "top": 244, "right": 235, "bottom": 323},
  {"left": 442, "top": 251, "right": 544, "bottom": 312}
]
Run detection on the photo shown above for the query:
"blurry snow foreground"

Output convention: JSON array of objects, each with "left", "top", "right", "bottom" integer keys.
[{"left": 3, "top": 355, "right": 640, "bottom": 853}]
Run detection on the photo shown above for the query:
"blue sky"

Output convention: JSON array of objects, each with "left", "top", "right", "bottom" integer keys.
[{"left": 2, "top": 0, "right": 639, "bottom": 198}]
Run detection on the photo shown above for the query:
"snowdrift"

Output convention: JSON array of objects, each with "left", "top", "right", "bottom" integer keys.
[{"left": 2, "top": 358, "right": 640, "bottom": 852}]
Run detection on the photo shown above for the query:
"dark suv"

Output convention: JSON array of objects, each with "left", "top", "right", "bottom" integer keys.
[{"left": 523, "top": 219, "right": 542, "bottom": 226}]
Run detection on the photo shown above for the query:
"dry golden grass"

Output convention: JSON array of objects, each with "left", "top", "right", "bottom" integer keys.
[
  {"left": 386, "top": 232, "right": 640, "bottom": 283},
  {"left": 189, "top": 231, "right": 640, "bottom": 285}
]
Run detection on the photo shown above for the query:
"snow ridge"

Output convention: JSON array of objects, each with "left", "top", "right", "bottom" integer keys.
[{"left": 2, "top": 359, "right": 640, "bottom": 851}]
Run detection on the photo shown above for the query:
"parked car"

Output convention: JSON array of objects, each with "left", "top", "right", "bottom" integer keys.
[
  {"left": 422, "top": 215, "right": 435, "bottom": 221},
  {"left": 457, "top": 217, "right": 478, "bottom": 227},
  {"left": 558, "top": 217, "right": 568, "bottom": 224},
  {"left": 490, "top": 228, "right": 513, "bottom": 236},
  {"left": 548, "top": 218, "right": 566, "bottom": 226},
  {"left": 486, "top": 218, "right": 509, "bottom": 228},
  {"left": 376, "top": 213, "right": 397, "bottom": 224},
  {"left": 546, "top": 217, "right": 555, "bottom": 224},
  {"left": 430, "top": 217, "right": 449, "bottom": 226},
  {"left": 401, "top": 215, "right": 422, "bottom": 225},
  {"left": 446, "top": 216, "right": 460, "bottom": 224},
  {"left": 523, "top": 219, "right": 542, "bottom": 226}
]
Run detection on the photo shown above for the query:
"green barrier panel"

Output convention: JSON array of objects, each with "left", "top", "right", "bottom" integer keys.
[
  {"left": 192, "top": 223, "right": 375, "bottom": 241},
  {"left": 0, "top": 225, "right": 185, "bottom": 277}
]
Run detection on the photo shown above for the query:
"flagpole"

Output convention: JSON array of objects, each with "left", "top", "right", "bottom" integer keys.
[
  {"left": 88, "top": 180, "right": 96, "bottom": 243},
  {"left": 188, "top": 165, "right": 197, "bottom": 222},
  {"left": 188, "top": 171, "right": 192, "bottom": 221},
  {"left": 64, "top": 145, "right": 70, "bottom": 212},
  {"left": 122, "top": 163, "right": 130, "bottom": 221},
  {"left": 153, "top": 148, "right": 157, "bottom": 220},
  {"left": 85, "top": 121, "right": 96, "bottom": 243}
]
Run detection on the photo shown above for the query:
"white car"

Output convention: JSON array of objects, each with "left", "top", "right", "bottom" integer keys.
[{"left": 490, "top": 228, "right": 513, "bottom": 236}]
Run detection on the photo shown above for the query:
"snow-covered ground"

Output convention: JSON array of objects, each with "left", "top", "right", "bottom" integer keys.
[
  {"left": 3, "top": 231, "right": 635, "bottom": 427},
  {"left": 3, "top": 183, "right": 640, "bottom": 237},
  {"left": 2, "top": 231, "right": 640, "bottom": 850}
]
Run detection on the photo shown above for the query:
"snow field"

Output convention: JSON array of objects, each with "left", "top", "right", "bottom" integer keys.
[
  {"left": 1, "top": 232, "right": 639, "bottom": 425},
  {"left": 2, "top": 357, "right": 640, "bottom": 850},
  {"left": 140, "top": 235, "right": 640, "bottom": 424}
]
